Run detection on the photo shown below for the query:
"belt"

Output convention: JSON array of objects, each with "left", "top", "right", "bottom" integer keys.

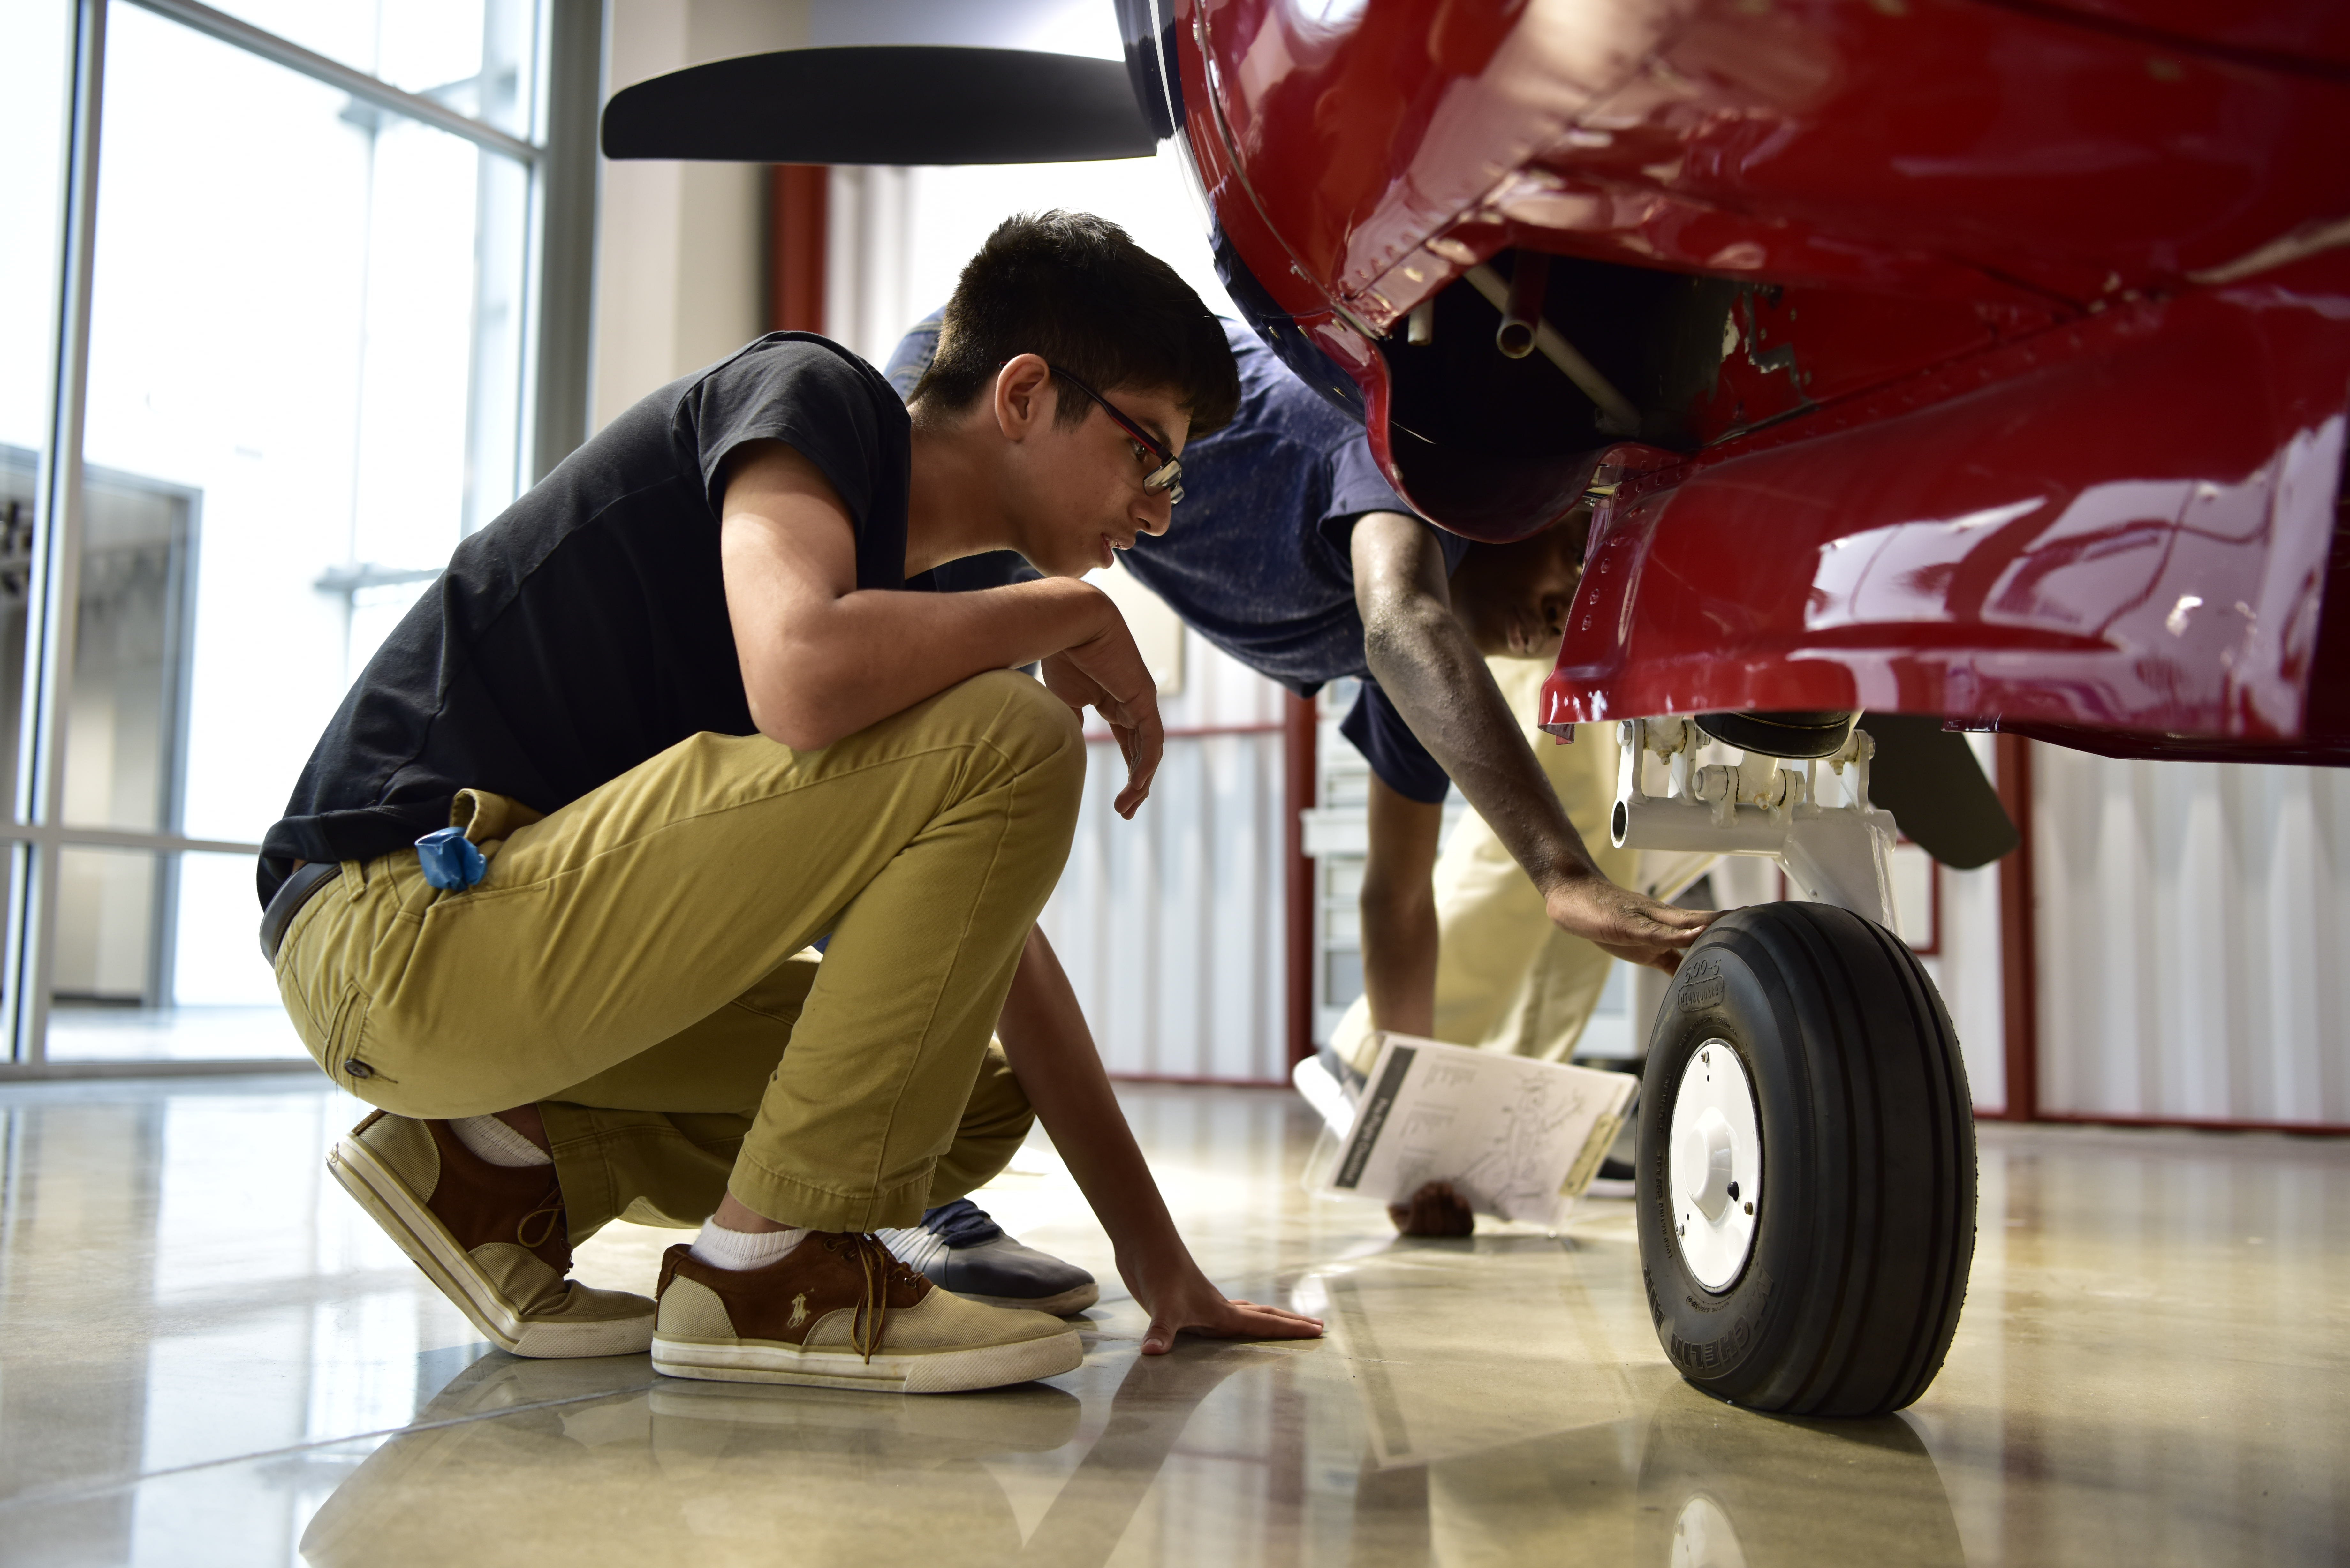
[{"left": 259, "top": 861, "right": 339, "bottom": 965}]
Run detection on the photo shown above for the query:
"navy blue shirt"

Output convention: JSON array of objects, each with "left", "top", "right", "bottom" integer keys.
[{"left": 886, "top": 316, "right": 1464, "bottom": 803}]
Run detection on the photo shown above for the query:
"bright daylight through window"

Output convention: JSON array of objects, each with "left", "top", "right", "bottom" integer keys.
[{"left": 3, "top": 0, "right": 567, "bottom": 1066}]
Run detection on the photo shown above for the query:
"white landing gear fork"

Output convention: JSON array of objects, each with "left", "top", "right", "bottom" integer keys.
[{"left": 1610, "top": 716, "right": 1900, "bottom": 931}]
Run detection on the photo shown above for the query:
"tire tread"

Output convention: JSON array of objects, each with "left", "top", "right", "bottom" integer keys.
[{"left": 1641, "top": 901, "right": 1976, "bottom": 1417}]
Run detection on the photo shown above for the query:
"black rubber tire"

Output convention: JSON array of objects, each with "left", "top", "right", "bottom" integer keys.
[
  {"left": 1636, "top": 901, "right": 1976, "bottom": 1416},
  {"left": 1691, "top": 709, "right": 1857, "bottom": 758}
]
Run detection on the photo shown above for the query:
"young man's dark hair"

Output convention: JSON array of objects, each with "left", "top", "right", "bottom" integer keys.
[{"left": 913, "top": 211, "right": 1240, "bottom": 437}]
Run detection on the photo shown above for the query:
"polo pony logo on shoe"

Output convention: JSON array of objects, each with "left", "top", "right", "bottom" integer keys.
[{"left": 789, "top": 1292, "right": 809, "bottom": 1328}]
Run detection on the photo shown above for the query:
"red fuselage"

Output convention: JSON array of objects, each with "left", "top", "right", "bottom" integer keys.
[{"left": 1151, "top": 0, "right": 2350, "bottom": 759}]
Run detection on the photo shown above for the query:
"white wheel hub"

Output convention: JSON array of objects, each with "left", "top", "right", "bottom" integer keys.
[
  {"left": 1668, "top": 1038, "right": 1762, "bottom": 1291},
  {"left": 1672, "top": 1495, "right": 1750, "bottom": 1568}
]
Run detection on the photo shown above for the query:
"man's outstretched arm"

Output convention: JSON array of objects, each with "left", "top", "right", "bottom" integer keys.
[
  {"left": 1349, "top": 510, "right": 1711, "bottom": 974},
  {"left": 720, "top": 440, "right": 1162, "bottom": 815},
  {"left": 995, "top": 927, "right": 1323, "bottom": 1353},
  {"left": 1360, "top": 774, "right": 1443, "bottom": 1038}
]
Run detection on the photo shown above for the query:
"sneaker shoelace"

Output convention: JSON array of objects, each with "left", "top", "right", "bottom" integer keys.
[
  {"left": 824, "top": 1233, "right": 925, "bottom": 1363},
  {"left": 515, "top": 1178, "right": 568, "bottom": 1264}
]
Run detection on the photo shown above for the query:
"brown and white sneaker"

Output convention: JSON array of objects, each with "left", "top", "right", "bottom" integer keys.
[
  {"left": 327, "top": 1112, "right": 655, "bottom": 1358},
  {"left": 651, "top": 1233, "right": 1082, "bottom": 1394}
]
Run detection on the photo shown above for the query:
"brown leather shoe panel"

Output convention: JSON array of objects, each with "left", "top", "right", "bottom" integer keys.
[
  {"left": 658, "top": 1235, "right": 932, "bottom": 1347},
  {"left": 416, "top": 1120, "right": 573, "bottom": 1273}
]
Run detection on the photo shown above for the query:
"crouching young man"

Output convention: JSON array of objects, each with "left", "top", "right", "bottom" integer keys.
[{"left": 258, "top": 212, "right": 1322, "bottom": 1393}]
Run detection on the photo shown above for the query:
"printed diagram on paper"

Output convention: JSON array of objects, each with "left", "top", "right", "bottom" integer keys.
[{"left": 1320, "top": 1034, "right": 1637, "bottom": 1226}]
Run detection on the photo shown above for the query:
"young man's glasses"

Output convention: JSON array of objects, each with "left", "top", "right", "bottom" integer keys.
[{"left": 1048, "top": 365, "right": 1184, "bottom": 505}]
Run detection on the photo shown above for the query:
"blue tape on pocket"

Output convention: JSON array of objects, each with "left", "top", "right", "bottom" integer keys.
[{"left": 415, "top": 827, "right": 488, "bottom": 891}]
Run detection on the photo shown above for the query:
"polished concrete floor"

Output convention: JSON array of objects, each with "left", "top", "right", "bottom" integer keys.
[{"left": 0, "top": 1075, "right": 2344, "bottom": 1566}]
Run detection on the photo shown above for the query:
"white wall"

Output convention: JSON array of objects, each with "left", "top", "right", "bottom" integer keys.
[
  {"left": 1928, "top": 856, "right": 2008, "bottom": 1112},
  {"left": 594, "top": 0, "right": 1209, "bottom": 424},
  {"left": 1037, "top": 628, "right": 1291, "bottom": 1083},
  {"left": 592, "top": 0, "right": 813, "bottom": 430},
  {"left": 807, "top": 0, "right": 1231, "bottom": 366},
  {"left": 823, "top": 146, "right": 1239, "bottom": 369},
  {"left": 2034, "top": 747, "right": 2350, "bottom": 1126},
  {"left": 1919, "top": 733, "right": 2011, "bottom": 1113},
  {"left": 807, "top": 0, "right": 1115, "bottom": 52}
]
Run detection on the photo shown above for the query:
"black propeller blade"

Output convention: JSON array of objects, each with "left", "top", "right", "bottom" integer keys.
[
  {"left": 602, "top": 46, "right": 1158, "bottom": 165},
  {"left": 1863, "top": 715, "right": 2020, "bottom": 871}
]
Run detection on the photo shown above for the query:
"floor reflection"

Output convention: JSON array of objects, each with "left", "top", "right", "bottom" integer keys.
[
  {"left": 44, "top": 1004, "right": 307, "bottom": 1063},
  {"left": 0, "top": 1078, "right": 2344, "bottom": 1565},
  {"left": 1629, "top": 1398, "right": 1964, "bottom": 1568},
  {"left": 292, "top": 1337, "right": 1967, "bottom": 1568},
  {"left": 298, "top": 1340, "right": 1290, "bottom": 1567}
]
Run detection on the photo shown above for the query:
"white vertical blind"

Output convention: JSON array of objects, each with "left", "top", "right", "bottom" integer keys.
[
  {"left": 1038, "top": 632, "right": 1289, "bottom": 1083},
  {"left": 1927, "top": 858, "right": 2008, "bottom": 1113},
  {"left": 1922, "top": 732, "right": 2011, "bottom": 1113},
  {"left": 2035, "top": 747, "right": 2350, "bottom": 1125}
]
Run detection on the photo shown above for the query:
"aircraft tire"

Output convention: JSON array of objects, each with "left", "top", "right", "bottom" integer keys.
[{"left": 1635, "top": 901, "right": 1976, "bottom": 1417}]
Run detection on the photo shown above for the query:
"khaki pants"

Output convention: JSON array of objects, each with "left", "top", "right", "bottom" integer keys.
[
  {"left": 272, "top": 670, "right": 1084, "bottom": 1239},
  {"left": 1333, "top": 657, "right": 1639, "bottom": 1071}
]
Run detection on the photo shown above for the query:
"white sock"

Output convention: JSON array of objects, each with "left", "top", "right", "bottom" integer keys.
[
  {"left": 690, "top": 1217, "right": 808, "bottom": 1271},
  {"left": 449, "top": 1114, "right": 552, "bottom": 1168}
]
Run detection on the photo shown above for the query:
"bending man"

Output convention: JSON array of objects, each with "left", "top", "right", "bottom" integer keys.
[{"left": 888, "top": 308, "right": 1715, "bottom": 1235}]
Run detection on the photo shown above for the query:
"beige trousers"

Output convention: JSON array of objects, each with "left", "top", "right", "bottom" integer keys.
[
  {"left": 272, "top": 670, "right": 1084, "bottom": 1239},
  {"left": 1333, "top": 656, "right": 1639, "bottom": 1072}
]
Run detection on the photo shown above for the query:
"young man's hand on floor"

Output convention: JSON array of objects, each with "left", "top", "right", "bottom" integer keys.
[
  {"left": 1118, "top": 1247, "right": 1327, "bottom": 1355},
  {"left": 997, "top": 927, "right": 1325, "bottom": 1353}
]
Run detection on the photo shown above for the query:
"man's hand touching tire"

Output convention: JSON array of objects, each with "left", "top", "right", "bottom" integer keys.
[{"left": 1544, "top": 872, "right": 1717, "bottom": 974}]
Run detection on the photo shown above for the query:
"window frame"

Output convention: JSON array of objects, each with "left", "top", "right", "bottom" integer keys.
[{"left": 2, "top": 0, "right": 601, "bottom": 1076}]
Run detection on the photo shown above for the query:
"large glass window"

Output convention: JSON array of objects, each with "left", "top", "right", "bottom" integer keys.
[
  {"left": 7, "top": 1, "right": 579, "bottom": 1069},
  {"left": 188, "top": 0, "right": 539, "bottom": 132}
]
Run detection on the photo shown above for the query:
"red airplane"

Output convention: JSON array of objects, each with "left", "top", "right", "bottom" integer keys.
[{"left": 605, "top": 0, "right": 2350, "bottom": 1419}]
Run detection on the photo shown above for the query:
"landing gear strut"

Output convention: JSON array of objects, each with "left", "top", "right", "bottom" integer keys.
[{"left": 1617, "top": 718, "right": 1977, "bottom": 1416}]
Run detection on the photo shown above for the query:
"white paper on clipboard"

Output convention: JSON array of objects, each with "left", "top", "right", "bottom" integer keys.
[{"left": 1314, "top": 1033, "right": 1637, "bottom": 1227}]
